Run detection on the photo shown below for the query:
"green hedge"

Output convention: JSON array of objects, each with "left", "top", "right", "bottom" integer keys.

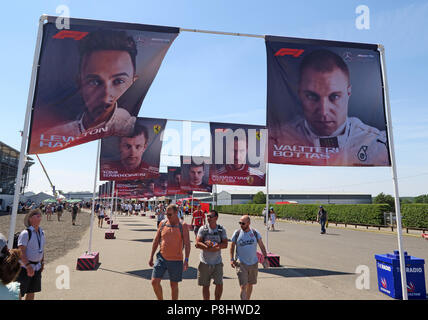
[
  {"left": 217, "top": 203, "right": 428, "bottom": 228},
  {"left": 402, "top": 204, "right": 428, "bottom": 228},
  {"left": 217, "top": 204, "right": 390, "bottom": 225}
]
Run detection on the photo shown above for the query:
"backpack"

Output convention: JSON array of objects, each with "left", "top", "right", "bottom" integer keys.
[
  {"left": 158, "top": 220, "right": 184, "bottom": 249},
  {"left": 233, "top": 228, "right": 260, "bottom": 258},
  {"left": 13, "top": 228, "right": 32, "bottom": 249},
  {"left": 198, "top": 224, "right": 225, "bottom": 244}
]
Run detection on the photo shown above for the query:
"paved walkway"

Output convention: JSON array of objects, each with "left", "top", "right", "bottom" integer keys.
[{"left": 38, "top": 211, "right": 427, "bottom": 300}]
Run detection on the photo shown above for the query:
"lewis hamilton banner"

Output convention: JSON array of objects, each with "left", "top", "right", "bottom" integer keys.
[{"left": 28, "top": 16, "right": 178, "bottom": 154}]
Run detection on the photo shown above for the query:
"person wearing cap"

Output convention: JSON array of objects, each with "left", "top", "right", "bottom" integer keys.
[
  {"left": 0, "top": 233, "right": 21, "bottom": 300},
  {"left": 16, "top": 209, "right": 46, "bottom": 300},
  {"left": 317, "top": 206, "right": 328, "bottom": 234}
]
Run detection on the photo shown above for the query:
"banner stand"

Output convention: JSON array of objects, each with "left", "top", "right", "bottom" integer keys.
[
  {"left": 115, "top": 190, "right": 118, "bottom": 219},
  {"left": 215, "top": 184, "right": 217, "bottom": 208},
  {"left": 212, "top": 184, "right": 216, "bottom": 210},
  {"left": 110, "top": 181, "right": 115, "bottom": 227},
  {"left": 379, "top": 44, "right": 408, "bottom": 300},
  {"left": 265, "top": 163, "right": 270, "bottom": 252},
  {"left": 7, "top": 15, "right": 46, "bottom": 248},
  {"left": 105, "top": 180, "right": 116, "bottom": 239},
  {"left": 191, "top": 191, "right": 194, "bottom": 215},
  {"left": 259, "top": 163, "right": 281, "bottom": 268},
  {"left": 77, "top": 139, "right": 101, "bottom": 269}
]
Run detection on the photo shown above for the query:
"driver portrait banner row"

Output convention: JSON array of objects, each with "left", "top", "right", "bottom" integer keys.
[
  {"left": 266, "top": 36, "right": 391, "bottom": 167},
  {"left": 99, "top": 117, "right": 167, "bottom": 181},
  {"left": 98, "top": 120, "right": 268, "bottom": 189},
  {"left": 113, "top": 174, "right": 192, "bottom": 198},
  {"left": 28, "top": 17, "right": 179, "bottom": 154},
  {"left": 209, "top": 122, "right": 266, "bottom": 186}
]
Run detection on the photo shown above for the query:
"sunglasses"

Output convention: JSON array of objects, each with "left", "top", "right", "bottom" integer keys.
[
  {"left": 207, "top": 215, "right": 216, "bottom": 218},
  {"left": 239, "top": 222, "right": 247, "bottom": 225}
]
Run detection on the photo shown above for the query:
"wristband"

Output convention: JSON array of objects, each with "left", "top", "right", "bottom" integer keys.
[{"left": 184, "top": 258, "right": 189, "bottom": 262}]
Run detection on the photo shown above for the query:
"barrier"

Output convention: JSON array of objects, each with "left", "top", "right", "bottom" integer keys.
[
  {"left": 257, "top": 251, "right": 280, "bottom": 267},
  {"left": 76, "top": 252, "right": 99, "bottom": 271},
  {"left": 105, "top": 230, "right": 115, "bottom": 239}
]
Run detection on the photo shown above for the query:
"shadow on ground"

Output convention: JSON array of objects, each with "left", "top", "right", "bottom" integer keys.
[
  {"left": 124, "top": 224, "right": 150, "bottom": 226},
  {"left": 130, "top": 228, "right": 158, "bottom": 232},
  {"left": 130, "top": 238, "right": 154, "bottom": 243},
  {"left": 125, "top": 267, "right": 232, "bottom": 280},
  {"left": 259, "top": 267, "right": 352, "bottom": 278}
]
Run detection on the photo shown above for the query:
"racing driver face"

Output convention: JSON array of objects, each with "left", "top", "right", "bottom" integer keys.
[
  {"left": 119, "top": 132, "right": 148, "bottom": 170},
  {"left": 79, "top": 50, "right": 137, "bottom": 124},
  {"left": 298, "top": 67, "right": 351, "bottom": 136}
]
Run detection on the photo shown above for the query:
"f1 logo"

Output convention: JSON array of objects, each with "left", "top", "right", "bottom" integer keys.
[
  {"left": 274, "top": 48, "right": 304, "bottom": 57},
  {"left": 53, "top": 30, "right": 89, "bottom": 40}
]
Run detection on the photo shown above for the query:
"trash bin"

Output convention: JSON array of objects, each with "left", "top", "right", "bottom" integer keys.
[{"left": 375, "top": 251, "right": 426, "bottom": 300}]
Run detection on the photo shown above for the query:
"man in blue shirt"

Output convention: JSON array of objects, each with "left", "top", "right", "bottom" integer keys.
[{"left": 230, "top": 215, "right": 269, "bottom": 300}]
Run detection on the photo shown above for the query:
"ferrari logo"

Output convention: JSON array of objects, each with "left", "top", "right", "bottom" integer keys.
[
  {"left": 256, "top": 131, "right": 261, "bottom": 141},
  {"left": 153, "top": 125, "right": 161, "bottom": 134},
  {"left": 247, "top": 176, "right": 254, "bottom": 185}
]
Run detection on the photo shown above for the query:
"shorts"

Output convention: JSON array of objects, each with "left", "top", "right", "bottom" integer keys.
[
  {"left": 236, "top": 262, "right": 258, "bottom": 286},
  {"left": 98, "top": 215, "right": 104, "bottom": 220},
  {"left": 194, "top": 225, "right": 202, "bottom": 235},
  {"left": 198, "top": 262, "right": 223, "bottom": 286},
  {"left": 152, "top": 252, "right": 183, "bottom": 282},
  {"left": 16, "top": 267, "right": 42, "bottom": 295}
]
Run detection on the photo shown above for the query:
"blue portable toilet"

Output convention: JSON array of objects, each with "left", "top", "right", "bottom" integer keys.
[{"left": 375, "top": 251, "right": 426, "bottom": 300}]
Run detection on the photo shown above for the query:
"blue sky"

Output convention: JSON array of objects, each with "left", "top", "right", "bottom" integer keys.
[{"left": 1, "top": 0, "right": 427, "bottom": 197}]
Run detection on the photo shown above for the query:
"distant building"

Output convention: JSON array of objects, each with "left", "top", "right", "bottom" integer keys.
[
  {"left": 62, "top": 191, "right": 93, "bottom": 202},
  {"left": 0, "top": 141, "right": 34, "bottom": 210},
  {"left": 216, "top": 190, "right": 372, "bottom": 206}
]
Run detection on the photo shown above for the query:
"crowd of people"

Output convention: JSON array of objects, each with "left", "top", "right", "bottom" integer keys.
[
  {"left": 149, "top": 204, "right": 270, "bottom": 300},
  {"left": 0, "top": 197, "right": 328, "bottom": 300}
]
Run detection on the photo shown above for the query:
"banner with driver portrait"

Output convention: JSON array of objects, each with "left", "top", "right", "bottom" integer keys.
[
  {"left": 266, "top": 36, "right": 391, "bottom": 167},
  {"left": 209, "top": 122, "right": 267, "bottom": 186},
  {"left": 180, "top": 156, "right": 212, "bottom": 193},
  {"left": 27, "top": 17, "right": 178, "bottom": 154},
  {"left": 99, "top": 117, "right": 167, "bottom": 181}
]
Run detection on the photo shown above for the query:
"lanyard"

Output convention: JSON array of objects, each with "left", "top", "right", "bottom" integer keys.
[{"left": 34, "top": 229, "right": 43, "bottom": 253}]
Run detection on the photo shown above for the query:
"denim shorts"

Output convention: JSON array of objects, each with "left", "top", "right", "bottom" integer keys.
[{"left": 152, "top": 252, "right": 183, "bottom": 282}]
